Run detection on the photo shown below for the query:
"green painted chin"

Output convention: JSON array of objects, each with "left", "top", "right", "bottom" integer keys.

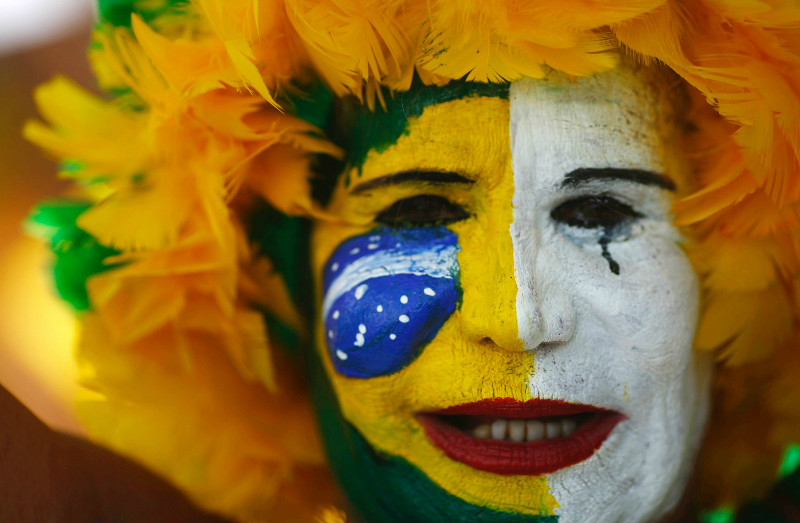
[{"left": 309, "top": 353, "right": 558, "bottom": 523}]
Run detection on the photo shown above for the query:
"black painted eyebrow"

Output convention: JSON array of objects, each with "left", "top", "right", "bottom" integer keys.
[
  {"left": 351, "top": 170, "right": 474, "bottom": 194},
  {"left": 561, "top": 168, "right": 676, "bottom": 191}
]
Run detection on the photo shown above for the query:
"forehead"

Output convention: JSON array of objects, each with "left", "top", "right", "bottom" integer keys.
[
  {"left": 337, "top": 66, "right": 678, "bottom": 194},
  {"left": 336, "top": 81, "right": 509, "bottom": 171},
  {"left": 510, "top": 68, "right": 670, "bottom": 193},
  {"left": 354, "top": 96, "right": 512, "bottom": 190}
]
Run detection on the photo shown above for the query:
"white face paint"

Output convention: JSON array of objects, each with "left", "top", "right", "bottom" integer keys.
[{"left": 509, "top": 68, "right": 713, "bottom": 522}]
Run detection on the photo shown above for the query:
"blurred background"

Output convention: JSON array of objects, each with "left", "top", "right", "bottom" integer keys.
[{"left": 0, "top": 0, "right": 96, "bottom": 433}]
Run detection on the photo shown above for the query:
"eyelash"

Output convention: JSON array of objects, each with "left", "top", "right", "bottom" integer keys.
[
  {"left": 550, "top": 194, "right": 643, "bottom": 232},
  {"left": 375, "top": 195, "right": 471, "bottom": 227},
  {"left": 374, "top": 193, "right": 643, "bottom": 234}
]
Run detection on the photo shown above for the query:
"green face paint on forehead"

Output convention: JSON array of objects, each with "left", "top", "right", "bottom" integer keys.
[{"left": 330, "top": 79, "right": 510, "bottom": 171}]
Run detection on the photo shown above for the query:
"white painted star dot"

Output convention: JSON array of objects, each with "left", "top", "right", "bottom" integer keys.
[
  {"left": 399, "top": 314, "right": 410, "bottom": 323},
  {"left": 376, "top": 305, "right": 383, "bottom": 312},
  {"left": 358, "top": 324, "right": 367, "bottom": 334},
  {"left": 336, "top": 350, "right": 348, "bottom": 360},
  {"left": 424, "top": 287, "right": 436, "bottom": 296},
  {"left": 400, "top": 295, "right": 408, "bottom": 304},
  {"left": 354, "top": 284, "right": 368, "bottom": 299},
  {"left": 350, "top": 247, "right": 360, "bottom": 255},
  {"left": 367, "top": 243, "right": 379, "bottom": 250},
  {"left": 389, "top": 334, "right": 397, "bottom": 340},
  {"left": 332, "top": 310, "right": 340, "bottom": 320},
  {"left": 354, "top": 333, "right": 365, "bottom": 347},
  {"left": 331, "top": 262, "right": 339, "bottom": 272},
  {"left": 328, "top": 330, "right": 334, "bottom": 339}
]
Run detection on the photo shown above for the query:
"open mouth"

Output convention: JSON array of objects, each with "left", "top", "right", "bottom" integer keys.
[{"left": 417, "top": 398, "right": 625, "bottom": 475}]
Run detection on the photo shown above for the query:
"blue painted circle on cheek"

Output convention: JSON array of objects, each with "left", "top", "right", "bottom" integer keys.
[
  {"left": 322, "top": 227, "right": 460, "bottom": 378},
  {"left": 325, "top": 274, "right": 458, "bottom": 377}
]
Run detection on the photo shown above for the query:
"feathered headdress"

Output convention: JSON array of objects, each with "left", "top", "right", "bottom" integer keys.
[{"left": 25, "top": 0, "right": 800, "bottom": 520}]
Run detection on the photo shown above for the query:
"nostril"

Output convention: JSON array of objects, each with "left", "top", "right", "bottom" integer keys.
[{"left": 474, "top": 335, "right": 526, "bottom": 352}]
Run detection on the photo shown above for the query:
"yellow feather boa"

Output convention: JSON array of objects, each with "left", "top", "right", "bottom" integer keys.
[{"left": 25, "top": 0, "right": 800, "bottom": 520}]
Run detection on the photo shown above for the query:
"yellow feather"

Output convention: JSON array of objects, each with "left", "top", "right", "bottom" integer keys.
[
  {"left": 132, "top": 15, "right": 229, "bottom": 97},
  {"left": 285, "top": 0, "right": 414, "bottom": 99},
  {"left": 225, "top": 39, "right": 278, "bottom": 106},
  {"left": 75, "top": 312, "right": 340, "bottom": 521},
  {"left": 695, "top": 286, "right": 793, "bottom": 364},
  {"left": 246, "top": 144, "right": 322, "bottom": 216},
  {"left": 673, "top": 162, "right": 758, "bottom": 226},
  {"left": 417, "top": 0, "right": 625, "bottom": 82},
  {"left": 238, "top": 250, "right": 304, "bottom": 333},
  {"left": 615, "top": 1, "right": 800, "bottom": 206},
  {"left": 77, "top": 167, "right": 196, "bottom": 251},
  {"left": 191, "top": 0, "right": 286, "bottom": 107},
  {"left": 691, "top": 235, "right": 779, "bottom": 293},
  {"left": 24, "top": 77, "right": 148, "bottom": 181},
  {"left": 25, "top": 0, "right": 800, "bottom": 516},
  {"left": 715, "top": 191, "right": 800, "bottom": 237},
  {"left": 316, "top": 506, "right": 348, "bottom": 523}
]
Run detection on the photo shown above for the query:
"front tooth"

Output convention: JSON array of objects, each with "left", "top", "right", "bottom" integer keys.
[
  {"left": 562, "top": 418, "right": 577, "bottom": 437},
  {"left": 545, "top": 420, "right": 563, "bottom": 438},
  {"left": 491, "top": 419, "right": 508, "bottom": 440},
  {"left": 508, "top": 420, "right": 525, "bottom": 442},
  {"left": 526, "top": 420, "right": 545, "bottom": 441},
  {"left": 473, "top": 424, "right": 491, "bottom": 439}
]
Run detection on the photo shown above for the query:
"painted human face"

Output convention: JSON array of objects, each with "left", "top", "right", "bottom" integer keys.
[{"left": 311, "top": 67, "right": 713, "bottom": 523}]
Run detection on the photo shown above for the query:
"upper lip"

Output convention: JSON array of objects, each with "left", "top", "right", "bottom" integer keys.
[
  {"left": 429, "top": 397, "right": 609, "bottom": 418},
  {"left": 417, "top": 397, "right": 626, "bottom": 476}
]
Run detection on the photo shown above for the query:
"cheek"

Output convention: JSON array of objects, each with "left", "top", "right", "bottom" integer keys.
[
  {"left": 321, "top": 226, "right": 461, "bottom": 378},
  {"left": 616, "top": 240, "right": 698, "bottom": 356},
  {"left": 529, "top": 231, "right": 701, "bottom": 404},
  {"left": 576, "top": 237, "right": 700, "bottom": 387}
]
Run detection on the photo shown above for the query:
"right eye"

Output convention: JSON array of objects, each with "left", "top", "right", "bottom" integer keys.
[
  {"left": 376, "top": 195, "right": 470, "bottom": 227},
  {"left": 550, "top": 195, "right": 642, "bottom": 232}
]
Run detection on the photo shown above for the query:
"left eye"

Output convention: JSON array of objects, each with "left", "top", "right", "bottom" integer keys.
[
  {"left": 376, "top": 195, "right": 470, "bottom": 227},
  {"left": 550, "top": 195, "right": 642, "bottom": 230}
]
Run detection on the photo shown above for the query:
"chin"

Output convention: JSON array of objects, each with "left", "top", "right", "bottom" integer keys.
[
  {"left": 540, "top": 357, "right": 713, "bottom": 523},
  {"left": 545, "top": 421, "right": 700, "bottom": 522}
]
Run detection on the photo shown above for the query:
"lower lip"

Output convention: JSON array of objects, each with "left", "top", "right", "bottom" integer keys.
[{"left": 418, "top": 398, "right": 625, "bottom": 476}]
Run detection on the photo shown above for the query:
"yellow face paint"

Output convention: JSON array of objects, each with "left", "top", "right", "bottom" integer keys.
[{"left": 311, "top": 96, "right": 558, "bottom": 516}]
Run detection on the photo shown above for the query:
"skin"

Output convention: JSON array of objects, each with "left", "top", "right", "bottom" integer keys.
[{"left": 312, "top": 66, "right": 713, "bottom": 522}]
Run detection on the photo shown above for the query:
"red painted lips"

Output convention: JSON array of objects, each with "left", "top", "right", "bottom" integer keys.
[{"left": 418, "top": 397, "right": 625, "bottom": 475}]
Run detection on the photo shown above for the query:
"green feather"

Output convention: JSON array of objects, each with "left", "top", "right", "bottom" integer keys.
[
  {"left": 247, "top": 202, "right": 311, "bottom": 354},
  {"left": 96, "top": 0, "right": 187, "bottom": 27},
  {"left": 28, "top": 201, "right": 121, "bottom": 311}
]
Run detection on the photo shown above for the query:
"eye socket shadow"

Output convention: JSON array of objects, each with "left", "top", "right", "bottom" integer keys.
[{"left": 322, "top": 227, "right": 461, "bottom": 378}]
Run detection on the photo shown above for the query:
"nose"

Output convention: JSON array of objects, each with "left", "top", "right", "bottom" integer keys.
[
  {"left": 511, "top": 219, "right": 576, "bottom": 351},
  {"left": 515, "top": 274, "right": 576, "bottom": 349},
  {"left": 459, "top": 270, "right": 526, "bottom": 352},
  {"left": 457, "top": 216, "right": 576, "bottom": 353}
]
